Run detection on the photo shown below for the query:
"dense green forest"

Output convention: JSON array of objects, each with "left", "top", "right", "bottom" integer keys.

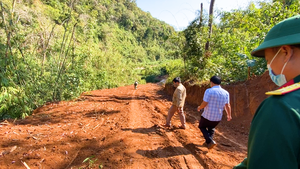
[
  {"left": 0, "top": 0, "right": 182, "bottom": 119},
  {"left": 182, "top": 0, "right": 300, "bottom": 82},
  {"left": 0, "top": 0, "right": 299, "bottom": 119}
]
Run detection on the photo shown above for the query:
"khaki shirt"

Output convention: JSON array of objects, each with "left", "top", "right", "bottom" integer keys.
[{"left": 172, "top": 83, "right": 186, "bottom": 107}]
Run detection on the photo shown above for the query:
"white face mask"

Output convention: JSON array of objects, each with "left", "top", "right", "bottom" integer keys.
[{"left": 267, "top": 48, "right": 289, "bottom": 86}]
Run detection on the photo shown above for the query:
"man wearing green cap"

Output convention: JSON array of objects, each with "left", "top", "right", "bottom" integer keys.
[{"left": 234, "top": 15, "right": 300, "bottom": 169}]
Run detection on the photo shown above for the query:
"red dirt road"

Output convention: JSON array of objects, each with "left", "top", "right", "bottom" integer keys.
[{"left": 0, "top": 83, "right": 247, "bottom": 169}]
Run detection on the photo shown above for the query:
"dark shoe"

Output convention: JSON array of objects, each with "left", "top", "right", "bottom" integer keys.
[{"left": 207, "top": 140, "right": 217, "bottom": 149}]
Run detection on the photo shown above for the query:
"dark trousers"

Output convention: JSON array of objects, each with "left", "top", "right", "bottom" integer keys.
[{"left": 198, "top": 116, "right": 220, "bottom": 144}]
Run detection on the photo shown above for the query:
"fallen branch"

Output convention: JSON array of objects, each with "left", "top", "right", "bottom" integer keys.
[
  {"left": 64, "top": 150, "right": 80, "bottom": 169},
  {"left": 10, "top": 146, "right": 17, "bottom": 153},
  {"left": 21, "top": 161, "right": 31, "bottom": 169},
  {"left": 92, "top": 124, "right": 100, "bottom": 130},
  {"left": 93, "top": 118, "right": 104, "bottom": 131}
]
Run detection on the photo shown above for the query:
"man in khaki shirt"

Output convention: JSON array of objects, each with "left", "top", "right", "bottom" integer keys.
[{"left": 164, "top": 77, "right": 187, "bottom": 129}]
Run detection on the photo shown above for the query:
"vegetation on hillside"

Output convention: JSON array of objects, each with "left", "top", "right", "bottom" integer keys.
[
  {"left": 0, "top": 0, "right": 299, "bottom": 119},
  {"left": 0, "top": 0, "right": 181, "bottom": 119},
  {"left": 181, "top": 0, "right": 300, "bottom": 83}
]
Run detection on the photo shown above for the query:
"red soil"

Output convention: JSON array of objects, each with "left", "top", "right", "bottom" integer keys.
[{"left": 0, "top": 73, "right": 276, "bottom": 169}]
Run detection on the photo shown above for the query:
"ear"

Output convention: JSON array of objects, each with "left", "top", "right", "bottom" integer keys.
[{"left": 281, "top": 45, "right": 293, "bottom": 62}]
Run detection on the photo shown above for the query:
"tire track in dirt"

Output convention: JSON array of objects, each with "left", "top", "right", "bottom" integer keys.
[
  {"left": 120, "top": 87, "right": 172, "bottom": 168},
  {"left": 148, "top": 99, "right": 212, "bottom": 169},
  {"left": 0, "top": 83, "right": 247, "bottom": 169},
  {"left": 125, "top": 85, "right": 205, "bottom": 169},
  {"left": 136, "top": 85, "right": 247, "bottom": 169},
  {"left": 106, "top": 84, "right": 246, "bottom": 169}
]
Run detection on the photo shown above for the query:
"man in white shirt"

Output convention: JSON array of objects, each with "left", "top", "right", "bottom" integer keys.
[{"left": 197, "top": 76, "right": 232, "bottom": 149}]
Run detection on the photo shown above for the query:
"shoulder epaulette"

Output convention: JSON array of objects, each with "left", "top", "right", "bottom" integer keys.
[{"left": 265, "top": 82, "right": 300, "bottom": 95}]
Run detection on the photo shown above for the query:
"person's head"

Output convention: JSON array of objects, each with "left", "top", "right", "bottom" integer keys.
[
  {"left": 251, "top": 15, "right": 300, "bottom": 86},
  {"left": 172, "top": 77, "right": 181, "bottom": 87},
  {"left": 210, "top": 76, "right": 221, "bottom": 87}
]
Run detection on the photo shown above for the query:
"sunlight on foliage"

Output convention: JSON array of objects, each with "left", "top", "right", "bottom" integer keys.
[
  {"left": 0, "top": 0, "right": 179, "bottom": 119},
  {"left": 1, "top": 0, "right": 299, "bottom": 119},
  {"left": 182, "top": 0, "right": 300, "bottom": 82}
]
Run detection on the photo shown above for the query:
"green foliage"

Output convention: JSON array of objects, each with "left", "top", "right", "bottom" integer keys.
[
  {"left": 0, "top": 86, "right": 30, "bottom": 119},
  {"left": 0, "top": 0, "right": 179, "bottom": 119},
  {"left": 3, "top": 0, "right": 298, "bottom": 120},
  {"left": 81, "top": 155, "right": 102, "bottom": 169},
  {"left": 182, "top": 0, "right": 300, "bottom": 82},
  {"left": 141, "top": 59, "right": 185, "bottom": 83}
]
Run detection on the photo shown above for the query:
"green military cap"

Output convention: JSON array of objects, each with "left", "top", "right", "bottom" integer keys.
[{"left": 251, "top": 15, "right": 300, "bottom": 57}]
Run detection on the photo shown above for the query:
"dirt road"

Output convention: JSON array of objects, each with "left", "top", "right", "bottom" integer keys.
[{"left": 0, "top": 83, "right": 247, "bottom": 169}]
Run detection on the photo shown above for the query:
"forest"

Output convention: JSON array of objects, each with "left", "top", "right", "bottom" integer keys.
[{"left": 0, "top": 0, "right": 299, "bottom": 119}]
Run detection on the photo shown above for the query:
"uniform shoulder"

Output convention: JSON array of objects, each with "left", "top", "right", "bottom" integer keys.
[{"left": 265, "top": 82, "right": 300, "bottom": 96}]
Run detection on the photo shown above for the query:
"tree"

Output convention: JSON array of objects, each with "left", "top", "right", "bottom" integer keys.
[
  {"left": 0, "top": 0, "right": 181, "bottom": 119},
  {"left": 205, "top": 0, "right": 215, "bottom": 51},
  {"left": 199, "top": 3, "right": 203, "bottom": 28}
]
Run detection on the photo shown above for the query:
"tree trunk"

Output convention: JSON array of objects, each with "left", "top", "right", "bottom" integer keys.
[
  {"left": 199, "top": 3, "right": 203, "bottom": 28},
  {"left": 205, "top": 0, "right": 215, "bottom": 51}
]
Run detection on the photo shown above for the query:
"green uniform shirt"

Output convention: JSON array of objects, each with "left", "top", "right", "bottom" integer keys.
[{"left": 234, "top": 75, "right": 300, "bottom": 169}]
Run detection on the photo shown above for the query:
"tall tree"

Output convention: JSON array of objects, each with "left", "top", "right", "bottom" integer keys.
[
  {"left": 205, "top": 0, "right": 215, "bottom": 51},
  {"left": 199, "top": 3, "right": 203, "bottom": 28}
]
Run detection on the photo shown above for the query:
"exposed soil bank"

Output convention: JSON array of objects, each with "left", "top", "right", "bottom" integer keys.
[{"left": 164, "top": 72, "right": 277, "bottom": 132}]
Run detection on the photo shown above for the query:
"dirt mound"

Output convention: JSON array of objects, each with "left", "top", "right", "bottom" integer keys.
[{"left": 0, "top": 73, "right": 274, "bottom": 168}]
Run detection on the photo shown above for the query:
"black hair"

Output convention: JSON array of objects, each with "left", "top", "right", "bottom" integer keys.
[
  {"left": 273, "top": 44, "right": 300, "bottom": 52},
  {"left": 292, "top": 44, "right": 300, "bottom": 49},
  {"left": 172, "top": 77, "right": 181, "bottom": 83},
  {"left": 210, "top": 76, "right": 221, "bottom": 85}
]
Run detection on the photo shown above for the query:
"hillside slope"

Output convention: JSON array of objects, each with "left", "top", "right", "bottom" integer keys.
[{"left": 0, "top": 0, "right": 183, "bottom": 119}]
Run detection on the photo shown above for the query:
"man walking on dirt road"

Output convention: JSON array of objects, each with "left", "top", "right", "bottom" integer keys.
[
  {"left": 134, "top": 81, "right": 138, "bottom": 90},
  {"left": 164, "top": 77, "right": 187, "bottom": 129},
  {"left": 197, "top": 76, "right": 232, "bottom": 149},
  {"left": 235, "top": 15, "right": 300, "bottom": 169}
]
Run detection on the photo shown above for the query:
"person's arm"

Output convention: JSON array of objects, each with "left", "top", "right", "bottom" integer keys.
[
  {"left": 197, "top": 89, "right": 209, "bottom": 112},
  {"left": 197, "top": 101, "right": 208, "bottom": 111},
  {"left": 224, "top": 103, "right": 232, "bottom": 121}
]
